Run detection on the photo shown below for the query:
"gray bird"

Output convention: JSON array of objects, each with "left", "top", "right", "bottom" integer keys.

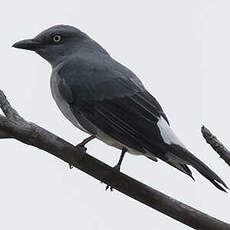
[{"left": 13, "top": 25, "right": 227, "bottom": 191}]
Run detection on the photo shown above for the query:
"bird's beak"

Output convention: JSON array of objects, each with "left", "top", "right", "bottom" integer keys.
[{"left": 12, "top": 39, "right": 41, "bottom": 51}]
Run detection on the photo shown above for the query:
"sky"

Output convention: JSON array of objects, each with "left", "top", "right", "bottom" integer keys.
[{"left": 0, "top": 0, "right": 230, "bottom": 229}]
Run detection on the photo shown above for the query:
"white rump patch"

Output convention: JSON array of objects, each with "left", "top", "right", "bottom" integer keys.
[{"left": 157, "top": 117, "right": 185, "bottom": 148}]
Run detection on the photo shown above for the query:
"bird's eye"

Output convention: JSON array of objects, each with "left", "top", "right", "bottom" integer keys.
[{"left": 53, "top": 35, "right": 62, "bottom": 43}]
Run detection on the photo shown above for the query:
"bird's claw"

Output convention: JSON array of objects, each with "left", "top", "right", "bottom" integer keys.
[
  {"left": 75, "top": 144, "right": 87, "bottom": 153},
  {"left": 105, "top": 185, "right": 113, "bottom": 191},
  {"left": 70, "top": 137, "right": 92, "bottom": 169},
  {"left": 75, "top": 135, "right": 96, "bottom": 154},
  {"left": 100, "top": 164, "right": 121, "bottom": 191},
  {"left": 100, "top": 181, "right": 113, "bottom": 191}
]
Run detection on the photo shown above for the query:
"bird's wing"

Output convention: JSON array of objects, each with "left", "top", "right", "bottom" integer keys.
[
  {"left": 57, "top": 57, "right": 228, "bottom": 191},
  {"left": 58, "top": 57, "right": 170, "bottom": 158},
  {"left": 81, "top": 90, "right": 170, "bottom": 156}
]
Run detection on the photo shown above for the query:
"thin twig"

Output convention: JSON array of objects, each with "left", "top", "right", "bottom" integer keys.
[
  {"left": 201, "top": 125, "right": 230, "bottom": 167},
  {"left": 0, "top": 90, "right": 229, "bottom": 230}
]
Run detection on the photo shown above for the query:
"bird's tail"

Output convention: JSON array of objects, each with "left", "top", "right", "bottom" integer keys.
[{"left": 167, "top": 144, "right": 228, "bottom": 192}]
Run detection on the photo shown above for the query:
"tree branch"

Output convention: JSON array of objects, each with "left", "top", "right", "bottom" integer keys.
[
  {"left": 201, "top": 125, "right": 230, "bottom": 167},
  {"left": 0, "top": 90, "right": 229, "bottom": 230},
  {"left": 0, "top": 91, "right": 21, "bottom": 120},
  {"left": 0, "top": 129, "right": 11, "bottom": 138}
]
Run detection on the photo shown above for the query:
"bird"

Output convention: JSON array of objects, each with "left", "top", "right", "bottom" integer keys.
[{"left": 13, "top": 25, "right": 228, "bottom": 192}]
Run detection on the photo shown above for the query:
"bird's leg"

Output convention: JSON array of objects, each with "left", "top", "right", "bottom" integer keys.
[
  {"left": 113, "top": 147, "right": 127, "bottom": 171},
  {"left": 105, "top": 147, "right": 127, "bottom": 191},
  {"left": 69, "top": 135, "right": 96, "bottom": 169},
  {"left": 77, "top": 135, "right": 96, "bottom": 150}
]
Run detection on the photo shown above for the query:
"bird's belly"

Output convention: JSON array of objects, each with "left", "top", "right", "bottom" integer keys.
[{"left": 96, "top": 129, "right": 144, "bottom": 155}]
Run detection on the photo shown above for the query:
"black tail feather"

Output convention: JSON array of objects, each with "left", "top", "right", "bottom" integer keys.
[
  {"left": 181, "top": 164, "right": 195, "bottom": 181},
  {"left": 199, "top": 171, "right": 227, "bottom": 192},
  {"left": 168, "top": 144, "right": 228, "bottom": 192},
  {"left": 166, "top": 161, "right": 195, "bottom": 181}
]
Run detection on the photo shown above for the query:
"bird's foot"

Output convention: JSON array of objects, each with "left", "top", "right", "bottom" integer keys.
[
  {"left": 68, "top": 143, "right": 87, "bottom": 169},
  {"left": 75, "top": 143, "right": 87, "bottom": 153},
  {"left": 75, "top": 135, "right": 96, "bottom": 154},
  {"left": 100, "top": 181, "right": 113, "bottom": 191},
  {"left": 69, "top": 136, "right": 95, "bottom": 170},
  {"left": 105, "top": 184, "right": 113, "bottom": 191},
  {"left": 101, "top": 164, "right": 121, "bottom": 191}
]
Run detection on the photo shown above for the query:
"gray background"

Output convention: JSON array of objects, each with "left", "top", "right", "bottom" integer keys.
[{"left": 1, "top": 0, "right": 230, "bottom": 229}]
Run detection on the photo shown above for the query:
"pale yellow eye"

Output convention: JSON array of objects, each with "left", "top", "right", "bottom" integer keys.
[{"left": 53, "top": 35, "right": 62, "bottom": 43}]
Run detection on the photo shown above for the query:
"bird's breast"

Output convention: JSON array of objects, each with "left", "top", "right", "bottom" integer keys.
[{"left": 50, "top": 73, "right": 88, "bottom": 133}]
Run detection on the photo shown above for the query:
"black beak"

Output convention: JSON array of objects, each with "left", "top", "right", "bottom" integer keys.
[{"left": 12, "top": 39, "right": 41, "bottom": 51}]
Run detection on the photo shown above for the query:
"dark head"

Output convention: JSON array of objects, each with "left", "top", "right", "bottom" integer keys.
[{"left": 12, "top": 25, "right": 90, "bottom": 67}]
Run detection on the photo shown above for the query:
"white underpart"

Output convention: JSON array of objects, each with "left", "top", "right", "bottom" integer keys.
[
  {"left": 96, "top": 129, "right": 158, "bottom": 161},
  {"left": 50, "top": 70, "right": 88, "bottom": 133},
  {"left": 157, "top": 117, "right": 185, "bottom": 148}
]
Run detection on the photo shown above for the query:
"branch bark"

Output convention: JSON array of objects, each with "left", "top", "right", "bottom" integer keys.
[
  {"left": 201, "top": 126, "right": 230, "bottom": 167},
  {"left": 0, "top": 90, "right": 229, "bottom": 230}
]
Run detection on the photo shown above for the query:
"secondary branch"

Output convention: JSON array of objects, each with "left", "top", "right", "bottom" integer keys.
[{"left": 202, "top": 125, "right": 230, "bottom": 167}]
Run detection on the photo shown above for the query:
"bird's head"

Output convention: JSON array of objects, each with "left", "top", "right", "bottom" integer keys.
[{"left": 12, "top": 25, "right": 89, "bottom": 67}]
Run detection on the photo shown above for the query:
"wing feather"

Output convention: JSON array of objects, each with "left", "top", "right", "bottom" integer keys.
[
  {"left": 80, "top": 92, "right": 169, "bottom": 159},
  {"left": 58, "top": 56, "right": 169, "bottom": 159}
]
